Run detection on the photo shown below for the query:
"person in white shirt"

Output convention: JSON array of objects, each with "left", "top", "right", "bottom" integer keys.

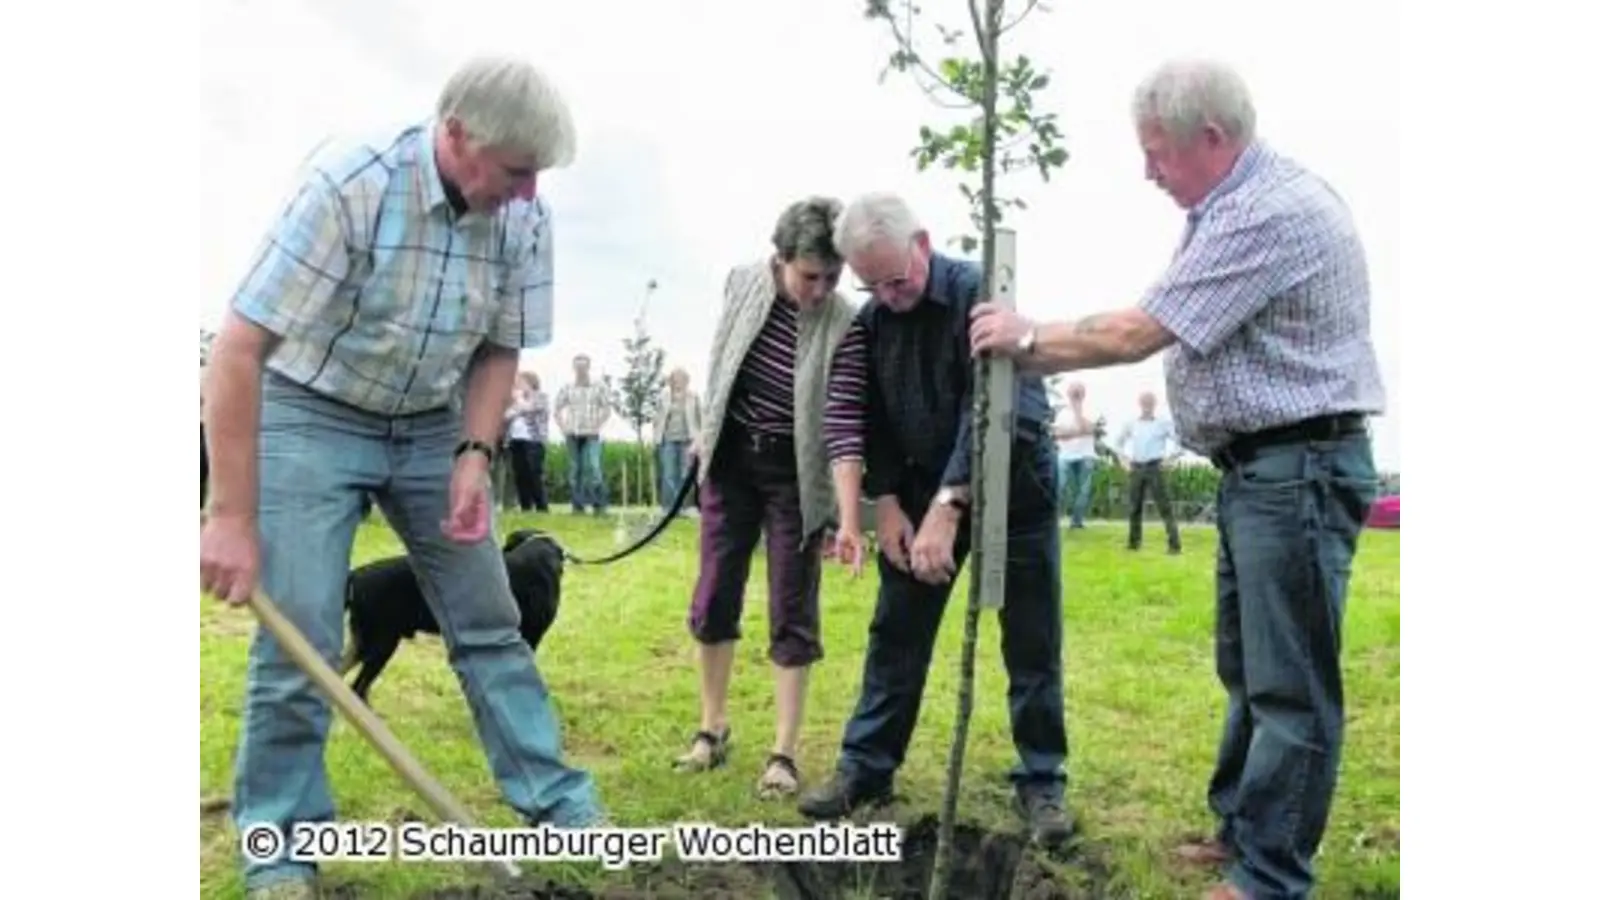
[
  {"left": 1051, "top": 381, "right": 1098, "bottom": 529},
  {"left": 1115, "top": 391, "right": 1182, "bottom": 554},
  {"left": 503, "top": 371, "right": 551, "bottom": 512}
]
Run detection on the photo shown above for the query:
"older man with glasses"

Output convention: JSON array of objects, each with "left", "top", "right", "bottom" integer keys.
[{"left": 804, "top": 191, "right": 1074, "bottom": 848}]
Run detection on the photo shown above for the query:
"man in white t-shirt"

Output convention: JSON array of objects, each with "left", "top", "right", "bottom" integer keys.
[{"left": 1052, "top": 381, "right": 1098, "bottom": 529}]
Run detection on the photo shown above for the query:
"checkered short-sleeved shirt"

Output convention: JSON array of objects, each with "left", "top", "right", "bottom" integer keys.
[
  {"left": 1140, "top": 141, "right": 1387, "bottom": 456},
  {"left": 230, "top": 120, "right": 555, "bottom": 416}
]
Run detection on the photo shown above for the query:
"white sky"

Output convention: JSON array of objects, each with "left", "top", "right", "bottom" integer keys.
[{"left": 199, "top": 0, "right": 1402, "bottom": 467}]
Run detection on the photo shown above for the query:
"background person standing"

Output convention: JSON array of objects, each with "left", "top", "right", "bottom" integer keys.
[
  {"left": 1052, "top": 380, "right": 1098, "bottom": 529},
  {"left": 554, "top": 353, "right": 611, "bottom": 514},
  {"left": 1115, "top": 390, "right": 1182, "bottom": 554}
]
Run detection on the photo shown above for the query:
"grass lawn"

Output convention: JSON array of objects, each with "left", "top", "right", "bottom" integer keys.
[{"left": 199, "top": 512, "right": 1399, "bottom": 899}]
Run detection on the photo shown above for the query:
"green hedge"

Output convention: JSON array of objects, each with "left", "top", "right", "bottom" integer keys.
[
  {"left": 496, "top": 441, "right": 1226, "bottom": 521},
  {"left": 1058, "top": 460, "right": 1221, "bottom": 520},
  {"left": 494, "top": 441, "right": 668, "bottom": 508},
  {"left": 493, "top": 443, "right": 1395, "bottom": 522}
]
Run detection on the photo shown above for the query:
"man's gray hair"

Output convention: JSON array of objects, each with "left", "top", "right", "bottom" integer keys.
[
  {"left": 1131, "top": 59, "right": 1256, "bottom": 146},
  {"left": 772, "top": 196, "right": 846, "bottom": 264},
  {"left": 833, "top": 192, "right": 924, "bottom": 259},
  {"left": 436, "top": 55, "right": 577, "bottom": 169}
]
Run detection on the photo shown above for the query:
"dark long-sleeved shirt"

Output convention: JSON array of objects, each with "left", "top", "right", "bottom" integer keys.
[{"left": 823, "top": 252, "right": 1052, "bottom": 498}]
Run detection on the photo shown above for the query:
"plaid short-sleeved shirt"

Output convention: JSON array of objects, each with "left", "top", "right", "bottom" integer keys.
[
  {"left": 231, "top": 120, "right": 556, "bottom": 416},
  {"left": 1140, "top": 141, "right": 1386, "bottom": 456}
]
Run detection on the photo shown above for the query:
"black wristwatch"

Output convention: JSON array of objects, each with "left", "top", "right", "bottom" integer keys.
[{"left": 453, "top": 439, "right": 496, "bottom": 464}]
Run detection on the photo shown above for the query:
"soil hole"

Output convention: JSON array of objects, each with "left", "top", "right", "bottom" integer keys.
[{"left": 403, "top": 815, "right": 1115, "bottom": 900}]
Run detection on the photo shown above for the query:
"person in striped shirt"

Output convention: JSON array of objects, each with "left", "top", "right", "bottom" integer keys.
[
  {"left": 673, "top": 198, "right": 859, "bottom": 800},
  {"left": 199, "top": 55, "right": 606, "bottom": 900},
  {"left": 969, "top": 59, "right": 1387, "bottom": 900}
]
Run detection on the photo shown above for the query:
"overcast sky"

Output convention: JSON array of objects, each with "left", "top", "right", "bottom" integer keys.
[{"left": 200, "top": 0, "right": 1402, "bottom": 470}]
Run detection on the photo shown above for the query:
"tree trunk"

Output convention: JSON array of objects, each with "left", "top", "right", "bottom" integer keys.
[{"left": 928, "top": 2, "right": 1003, "bottom": 899}]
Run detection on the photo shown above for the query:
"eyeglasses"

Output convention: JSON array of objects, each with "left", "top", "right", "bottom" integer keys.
[{"left": 853, "top": 242, "right": 918, "bottom": 296}]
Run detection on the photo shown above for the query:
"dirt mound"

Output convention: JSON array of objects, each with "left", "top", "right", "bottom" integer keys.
[{"left": 406, "top": 815, "right": 1115, "bottom": 900}]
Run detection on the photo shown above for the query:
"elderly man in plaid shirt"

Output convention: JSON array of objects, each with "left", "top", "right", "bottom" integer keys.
[
  {"left": 200, "top": 56, "right": 606, "bottom": 899},
  {"left": 971, "top": 59, "right": 1386, "bottom": 900},
  {"left": 553, "top": 353, "right": 612, "bottom": 514}
]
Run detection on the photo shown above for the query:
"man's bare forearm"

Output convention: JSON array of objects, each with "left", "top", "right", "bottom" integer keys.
[
  {"left": 203, "top": 313, "right": 278, "bottom": 520},
  {"left": 462, "top": 344, "right": 521, "bottom": 446},
  {"left": 1025, "top": 316, "right": 1135, "bottom": 374},
  {"left": 1023, "top": 309, "right": 1176, "bottom": 375}
]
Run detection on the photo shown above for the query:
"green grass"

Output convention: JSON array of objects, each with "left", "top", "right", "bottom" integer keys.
[{"left": 200, "top": 513, "right": 1399, "bottom": 899}]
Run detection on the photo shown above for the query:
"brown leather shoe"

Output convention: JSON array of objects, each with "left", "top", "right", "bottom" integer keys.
[
  {"left": 1202, "top": 881, "right": 1250, "bottom": 899},
  {"left": 1175, "top": 836, "right": 1232, "bottom": 867}
]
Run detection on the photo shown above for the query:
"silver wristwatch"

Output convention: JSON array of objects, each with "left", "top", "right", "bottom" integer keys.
[
  {"left": 935, "top": 487, "right": 969, "bottom": 513},
  {"left": 1017, "top": 327, "right": 1037, "bottom": 355}
]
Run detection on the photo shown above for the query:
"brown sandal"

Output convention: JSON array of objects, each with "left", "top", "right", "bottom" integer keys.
[
  {"left": 1175, "top": 836, "right": 1232, "bottom": 867},
  {"left": 757, "top": 753, "right": 800, "bottom": 798},
  {"left": 673, "top": 727, "right": 730, "bottom": 772}
]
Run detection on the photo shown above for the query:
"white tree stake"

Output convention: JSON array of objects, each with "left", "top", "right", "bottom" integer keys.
[{"left": 977, "top": 227, "right": 1018, "bottom": 610}]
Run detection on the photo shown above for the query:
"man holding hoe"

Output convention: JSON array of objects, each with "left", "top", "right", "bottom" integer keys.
[{"left": 200, "top": 56, "right": 606, "bottom": 899}]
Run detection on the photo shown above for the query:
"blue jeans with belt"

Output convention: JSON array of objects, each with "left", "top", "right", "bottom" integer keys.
[
  {"left": 231, "top": 374, "right": 603, "bottom": 891},
  {"left": 1208, "top": 432, "right": 1379, "bottom": 899}
]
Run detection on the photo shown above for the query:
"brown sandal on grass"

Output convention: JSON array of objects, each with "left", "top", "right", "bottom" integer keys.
[
  {"left": 757, "top": 753, "right": 800, "bottom": 799},
  {"left": 673, "top": 727, "right": 730, "bottom": 772},
  {"left": 1174, "top": 835, "right": 1232, "bottom": 867}
]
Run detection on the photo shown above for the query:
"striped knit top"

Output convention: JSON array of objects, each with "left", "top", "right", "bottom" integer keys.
[
  {"left": 727, "top": 295, "right": 799, "bottom": 436},
  {"left": 822, "top": 320, "right": 870, "bottom": 462}
]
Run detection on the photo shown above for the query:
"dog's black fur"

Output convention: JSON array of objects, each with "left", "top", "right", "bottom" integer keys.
[{"left": 342, "top": 528, "right": 564, "bottom": 702}]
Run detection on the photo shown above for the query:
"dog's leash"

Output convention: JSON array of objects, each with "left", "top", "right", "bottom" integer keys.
[{"left": 553, "top": 455, "right": 698, "bottom": 566}]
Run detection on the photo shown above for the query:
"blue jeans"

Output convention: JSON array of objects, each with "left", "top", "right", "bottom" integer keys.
[
  {"left": 565, "top": 435, "right": 607, "bottom": 511},
  {"left": 836, "top": 437, "right": 1066, "bottom": 798},
  {"left": 232, "top": 374, "right": 603, "bottom": 891},
  {"left": 1209, "top": 433, "right": 1379, "bottom": 899},
  {"left": 1057, "top": 455, "right": 1095, "bottom": 527},
  {"left": 657, "top": 439, "right": 691, "bottom": 511}
]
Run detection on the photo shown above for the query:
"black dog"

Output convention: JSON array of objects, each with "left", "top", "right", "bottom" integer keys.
[{"left": 340, "top": 528, "right": 565, "bottom": 702}]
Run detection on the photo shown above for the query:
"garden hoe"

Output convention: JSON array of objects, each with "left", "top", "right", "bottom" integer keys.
[{"left": 222, "top": 589, "right": 523, "bottom": 883}]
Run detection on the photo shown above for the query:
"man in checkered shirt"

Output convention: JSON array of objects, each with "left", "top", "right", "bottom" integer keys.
[
  {"left": 971, "top": 59, "right": 1386, "bottom": 900},
  {"left": 200, "top": 56, "right": 606, "bottom": 899}
]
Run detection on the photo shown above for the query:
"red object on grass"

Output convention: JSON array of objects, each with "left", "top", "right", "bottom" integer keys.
[{"left": 1366, "top": 495, "right": 1399, "bottom": 529}]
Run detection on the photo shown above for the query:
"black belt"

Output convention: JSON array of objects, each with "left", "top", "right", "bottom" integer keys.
[
  {"left": 727, "top": 419, "right": 793, "bottom": 454},
  {"left": 1212, "top": 413, "right": 1367, "bottom": 470}
]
